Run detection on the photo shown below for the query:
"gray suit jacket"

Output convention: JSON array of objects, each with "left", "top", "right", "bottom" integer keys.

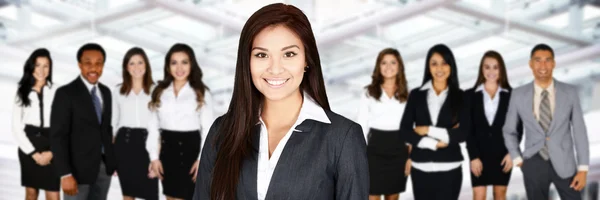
[
  {"left": 193, "top": 111, "right": 369, "bottom": 200},
  {"left": 503, "top": 79, "right": 589, "bottom": 178}
]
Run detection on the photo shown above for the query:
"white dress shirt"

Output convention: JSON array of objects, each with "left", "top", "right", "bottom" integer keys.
[
  {"left": 148, "top": 82, "right": 215, "bottom": 161},
  {"left": 475, "top": 84, "right": 508, "bottom": 126},
  {"left": 256, "top": 94, "right": 331, "bottom": 200},
  {"left": 11, "top": 85, "right": 56, "bottom": 154},
  {"left": 111, "top": 85, "right": 158, "bottom": 161},
  {"left": 513, "top": 80, "right": 588, "bottom": 171},
  {"left": 356, "top": 88, "right": 407, "bottom": 143},
  {"left": 411, "top": 81, "right": 462, "bottom": 172}
]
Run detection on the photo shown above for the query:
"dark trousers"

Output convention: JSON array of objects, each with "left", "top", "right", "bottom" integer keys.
[
  {"left": 521, "top": 154, "right": 582, "bottom": 200},
  {"left": 411, "top": 166, "right": 462, "bottom": 200},
  {"left": 63, "top": 160, "right": 112, "bottom": 200}
]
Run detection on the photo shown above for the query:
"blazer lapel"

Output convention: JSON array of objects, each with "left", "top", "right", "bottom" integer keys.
[
  {"left": 240, "top": 125, "right": 260, "bottom": 200},
  {"left": 100, "top": 85, "right": 111, "bottom": 127},
  {"left": 264, "top": 120, "right": 315, "bottom": 199},
  {"left": 436, "top": 92, "right": 452, "bottom": 127},
  {"left": 548, "top": 81, "right": 567, "bottom": 135},
  {"left": 523, "top": 83, "right": 546, "bottom": 135},
  {"left": 76, "top": 77, "right": 101, "bottom": 126},
  {"left": 418, "top": 91, "right": 434, "bottom": 126},
  {"left": 474, "top": 91, "right": 492, "bottom": 127},
  {"left": 491, "top": 91, "right": 509, "bottom": 128}
]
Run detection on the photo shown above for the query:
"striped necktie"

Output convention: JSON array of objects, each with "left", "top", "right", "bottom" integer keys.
[{"left": 538, "top": 89, "right": 551, "bottom": 160}]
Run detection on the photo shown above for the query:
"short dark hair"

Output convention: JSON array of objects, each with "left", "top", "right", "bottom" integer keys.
[
  {"left": 77, "top": 43, "right": 106, "bottom": 63},
  {"left": 530, "top": 43, "right": 554, "bottom": 58}
]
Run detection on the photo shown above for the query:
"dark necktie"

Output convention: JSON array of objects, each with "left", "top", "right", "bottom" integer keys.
[{"left": 91, "top": 86, "right": 102, "bottom": 124}]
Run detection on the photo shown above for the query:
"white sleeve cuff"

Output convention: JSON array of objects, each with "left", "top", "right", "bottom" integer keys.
[
  {"left": 578, "top": 165, "right": 589, "bottom": 171},
  {"left": 513, "top": 157, "right": 523, "bottom": 166},
  {"left": 417, "top": 137, "right": 438, "bottom": 151},
  {"left": 61, "top": 174, "right": 72, "bottom": 179},
  {"left": 428, "top": 127, "right": 449, "bottom": 143}
]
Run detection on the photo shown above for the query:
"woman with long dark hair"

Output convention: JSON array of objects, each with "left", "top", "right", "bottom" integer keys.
[
  {"left": 11, "top": 48, "right": 60, "bottom": 200},
  {"left": 112, "top": 47, "right": 159, "bottom": 200},
  {"left": 357, "top": 48, "right": 410, "bottom": 200},
  {"left": 193, "top": 3, "right": 368, "bottom": 200},
  {"left": 400, "top": 44, "right": 469, "bottom": 200},
  {"left": 148, "top": 43, "right": 216, "bottom": 200},
  {"left": 466, "top": 51, "right": 522, "bottom": 200}
]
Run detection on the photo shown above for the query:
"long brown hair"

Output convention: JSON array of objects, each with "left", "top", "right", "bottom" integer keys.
[
  {"left": 119, "top": 47, "right": 154, "bottom": 95},
  {"left": 210, "top": 3, "right": 330, "bottom": 200},
  {"left": 149, "top": 43, "right": 209, "bottom": 110},
  {"left": 365, "top": 48, "right": 408, "bottom": 102},
  {"left": 473, "top": 50, "right": 512, "bottom": 90}
]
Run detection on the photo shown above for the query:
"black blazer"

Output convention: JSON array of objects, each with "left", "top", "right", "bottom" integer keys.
[
  {"left": 50, "top": 77, "right": 116, "bottom": 184},
  {"left": 194, "top": 111, "right": 369, "bottom": 200},
  {"left": 464, "top": 88, "right": 523, "bottom": 161},
  {"left": 399, "top": 87, "right": 470, "bottom": 163}
]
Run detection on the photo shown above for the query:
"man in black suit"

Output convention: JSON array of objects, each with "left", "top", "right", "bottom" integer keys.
[{"left": 50, "top": 43, "right": 116, "bottom": 200}]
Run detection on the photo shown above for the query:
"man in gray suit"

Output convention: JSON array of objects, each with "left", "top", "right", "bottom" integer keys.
[{"left": 503, "top": 44, "right": 589, "bottom": 200}]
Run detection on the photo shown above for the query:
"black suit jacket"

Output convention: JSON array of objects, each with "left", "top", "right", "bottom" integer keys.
[
  {"left": 50, "top": 77, "right": 116, "bottom": 184},
  {"left": 464, "top": 88, "right": 523, "bottom": 161},
  {"left": 193, "top": 111, "right": 369, "bottom": 200},
  {"left": 400, "top": 87, "right": 470, "bottom": 162}
]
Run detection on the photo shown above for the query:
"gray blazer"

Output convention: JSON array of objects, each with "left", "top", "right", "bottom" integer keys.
[
  {"left": 503, "top": 80, "right": 589, "bottom": 178},
  {"left": 193, "top": 111, "right": 369, "bottom": 200}
]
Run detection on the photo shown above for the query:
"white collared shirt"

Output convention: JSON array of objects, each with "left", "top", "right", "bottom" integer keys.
[
  {"left": 112, "top": 84, "right": 158, "bottom": 160},
  {"left": 256, "top": 94, "right": 331, "bottom": 200},
  {"left": 356, "top": 88, "right": 406, "bottom": 143},
  {"left": 147, "top": 82, "right": 215, "bottom": 161},
  {"left": 80, "top": 75, "right": 103, "bottom": 109},
  {"left": 475, "top": 84, "right": 508, "bottom": 126},
  {"left": 11, "top": 85, "right": 56, "bottom": 154},
  {"left": 411, "top": 80, "right": 462, "bottom": 172}
]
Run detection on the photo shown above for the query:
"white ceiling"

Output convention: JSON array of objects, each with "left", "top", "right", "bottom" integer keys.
[{"left": 1, "top": 0, "right": 600, "bottom": 118}]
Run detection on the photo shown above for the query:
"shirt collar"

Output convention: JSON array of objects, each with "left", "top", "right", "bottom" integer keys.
[
  {"left": 420, "top": 80, "right": 448, "bottom": 94},
  {"left": 534, "top": 79, "right": 555, "bottom": 95},
  {"left": 80, "top": 74, "right": 98, "bottom": 92},
  {"left": 475, "top": 84, "right": 508, "bottom": 93},
  {"left": 258, "top": 92, "right": 331, "bottom": 125}
]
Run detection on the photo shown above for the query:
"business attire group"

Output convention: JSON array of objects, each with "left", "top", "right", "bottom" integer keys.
[{"left": 11, "top": 40, "right": 590, "bottom": 200}]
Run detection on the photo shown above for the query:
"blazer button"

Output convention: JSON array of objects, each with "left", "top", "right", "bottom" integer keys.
[
  {"left": 179, "top": 142, "right": 182, "bottom": 146},
  {"left": 180, "top": 152, "right": 183, "bottom": 156}
]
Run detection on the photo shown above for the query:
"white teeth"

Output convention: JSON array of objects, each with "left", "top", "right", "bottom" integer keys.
[{"left": 266, "top": 79, "right": 287, "bottom": 86}]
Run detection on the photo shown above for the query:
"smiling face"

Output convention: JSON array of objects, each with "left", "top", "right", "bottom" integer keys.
[
  {"left": 250, "top": 25, "right": 306, "bottom": 102},
  {"left": 380, "top": 54, "right": 399, "bottom": 80},
  {"left": 78, "top": 50, "right": 104, "bottom": 84},
  {"left": 127, "top": 54, "right": 146, "bottom": 80},
  {"left": 429, "top": 52, "right": 450, "bottom": 83},
  {"left": 169, "top": 51, "right": 191, "bottom": 82},
  {"left": 529, "top": 50, "right": 555, "bottom": 82},
  {"left": 33, "top": 57, "right": 50, "bottom": 84},
  {"left": 482, "top": 57, "right": 500, "bottom": 83}
]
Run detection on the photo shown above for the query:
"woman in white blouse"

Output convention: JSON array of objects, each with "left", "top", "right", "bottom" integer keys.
[
  {"left": 465, "top": 51, "right": 520, "bottom": 200},
  {"left": 400, "top": 44, "right": 469, "bottom": 200},
  {"left": 148, "top": 43, "right": 215, "bottom": 200},
  {"left": 112, "top": 47, "right": 159, "bottom": 200},
  {"left": 11, "top": 48, "right": 60, "bottom": 200},
  {"left": 357, "top": 48, "right": 411, "bottom": 200}
]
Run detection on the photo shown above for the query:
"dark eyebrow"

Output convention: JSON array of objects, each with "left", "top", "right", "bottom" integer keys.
[
  {"left": 252, "top": 47, "right": 268, "bottom": 51},
  {"left": 282, "top": 45, "right": 300, "bottom": 51}
]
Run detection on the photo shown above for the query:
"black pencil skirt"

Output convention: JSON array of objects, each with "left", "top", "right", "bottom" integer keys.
[
  {"left": 18, "top": 125, "right": 60, "bottom": 191},
  {"left": 114, "top": 127, "right": 159, "bottom": 200},
  {"left": 367, "top": 128, "right": 409, "bottom": 195},
  {"left": 160, "top": 129, "right": 201, "bottom": 200}
]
